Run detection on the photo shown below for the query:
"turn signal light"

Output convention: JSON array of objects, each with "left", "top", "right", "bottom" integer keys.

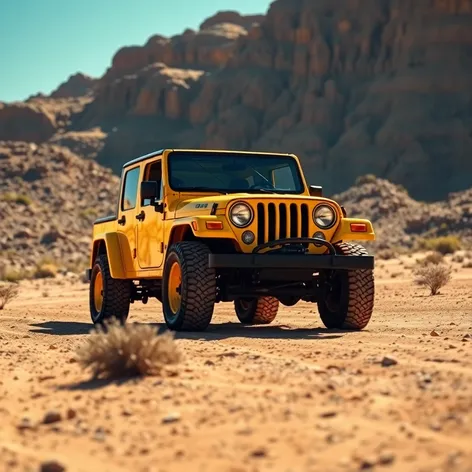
[
  {"left": 206, "top": 221, "right": 224, "bottom": 230},
  {"left": 350, "top": 223, "right": 367, "bottom": 233}
]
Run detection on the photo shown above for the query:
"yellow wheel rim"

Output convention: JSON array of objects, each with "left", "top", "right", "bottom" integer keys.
[
  {"left": 94, "top": 270, "right": 104, "bottom": 312},
  {"left": 168, "top": 261, "right": 182, "bottom": 314}
]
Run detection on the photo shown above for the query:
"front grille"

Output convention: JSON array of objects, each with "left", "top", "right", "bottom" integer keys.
[{"left": 256, "top": 202, "right": 309, "bottom": 245}]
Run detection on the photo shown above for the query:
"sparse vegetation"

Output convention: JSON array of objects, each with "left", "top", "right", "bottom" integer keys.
[
  {"left": 355, "top": 174, "right": 377, "bottom": 186},
  {"left": 418, "top": 236, "right": 461, "bottom": 255},
  {"left": 76, "top": 320, "right": 182, "bottom": 379},
  {"left": 463, "top": 261, "right": 472, "bottom": 269},
  {"left": 414, "top": 264, "right": 452, "bottom": 296},
  {"left": 0, "top": 267, "right": 29, "bottom": 283},
  {"left": 418, "top": 251, "right": 444, "bottom": 266},
  {"left": 377, "top": 249, "right": 397, "bottom": 260},
  {"left": 1, "top": 192, "right": 33, "bottom": 206},
  {"left": 0, "top": 284, "right": 19, "bottom": 310},
  {"left": 33, "top": 263, "right": 58, "bottom": 279}
]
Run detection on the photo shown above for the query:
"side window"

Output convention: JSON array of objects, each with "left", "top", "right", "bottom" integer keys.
[
  {"left": 142, "top": 160, "right": 162, "bottom": 206},
  {"left": 273, "top": 165, "right": 296, "bottom": 189},
  {"left": 121, "top": 167, "right": 140, "bottom": 211}
]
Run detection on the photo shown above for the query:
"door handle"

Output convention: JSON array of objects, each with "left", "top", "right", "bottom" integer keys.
[
  {"left": 118, "top": 215, "right": 126, "bottom": 226},
  {"left": 136, "top": 211, "right": 145, "bottom": 221}
]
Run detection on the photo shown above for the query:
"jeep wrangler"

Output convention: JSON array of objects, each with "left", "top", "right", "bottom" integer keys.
[{"left": 87, "top": 149, "right": 375, "bottom": 331}]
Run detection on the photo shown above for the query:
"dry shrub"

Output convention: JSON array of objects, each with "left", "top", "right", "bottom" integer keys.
[
  {"left": 33, "top": 263, "right": 57, "bottom": 279},
  {"left": 418, "top": 251, "right": 444, "bottom": 266},
  {"left": 377, "top": 249, "right": 397, "bottom": 260},
  {"left": 76, "top": 320, "right": 182, "bottom": 379},
  {"left": 419, "top": 236, "right": 461, "bottom": 255},
  {"left": 0, "top": 284, "right": 19, "bottom": 310},
  {"left": 414, "top": 264, "right": 452, "bottom": 296}
]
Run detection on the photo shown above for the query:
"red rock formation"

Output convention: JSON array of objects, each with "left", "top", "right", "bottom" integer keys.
[
  {"left": 0, "top": 102, "right": 57, "bottom": 143},
  {"left": 51, "top": 73, "right": 97, "bottom": 98}
]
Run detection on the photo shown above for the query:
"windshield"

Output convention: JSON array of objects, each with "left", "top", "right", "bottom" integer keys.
[{"left": 167, "top": 151, "right": 305, "bottom": 194}]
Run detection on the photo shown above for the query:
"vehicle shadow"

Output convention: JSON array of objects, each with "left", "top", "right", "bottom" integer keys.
[
  {"left": 147, "top": 322, "right": 349, "bottom": 341},
  {"left": 29, "top": 321, "right": 92, "bottom": 335}
]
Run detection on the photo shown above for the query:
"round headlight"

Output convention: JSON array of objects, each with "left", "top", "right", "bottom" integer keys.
[
  {"left": 230, "top": 202, "right": 253, "bottom": 228},
  {"left": 313, "top": 205, "right": 336, "bottom": 229}
]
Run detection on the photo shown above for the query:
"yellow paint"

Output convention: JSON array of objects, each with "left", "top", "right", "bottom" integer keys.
[{"left": 89, "top": 148, "right": 376, "bottom": 279}]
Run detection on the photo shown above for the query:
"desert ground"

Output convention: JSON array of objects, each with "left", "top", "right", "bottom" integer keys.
[{"left": 0, "top": 255, "right": 471, "bottom": 472}]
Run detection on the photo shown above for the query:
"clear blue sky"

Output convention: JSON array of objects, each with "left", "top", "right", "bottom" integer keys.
[{"left": 0, "top": 0, "right": 271, "bottom": 102}]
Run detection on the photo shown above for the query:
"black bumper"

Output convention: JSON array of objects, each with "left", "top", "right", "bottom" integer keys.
[{"left": 208, "top": 254, "right": 374, "bottom": 270}]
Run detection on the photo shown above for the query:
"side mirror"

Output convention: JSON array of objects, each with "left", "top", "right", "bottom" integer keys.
[
  {"left": 141, "top": 181, "right": 164, "bottom": 213},
  {"left": 309, "top": 185, "right": 323, "bottom": 197},
  {"left": 141, "top": 181, "right": 159, "bottom": 200}
]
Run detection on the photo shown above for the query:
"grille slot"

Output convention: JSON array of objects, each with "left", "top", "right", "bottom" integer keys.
[{"left": 256, "top": 202, "right": 309, "bottom": 245}]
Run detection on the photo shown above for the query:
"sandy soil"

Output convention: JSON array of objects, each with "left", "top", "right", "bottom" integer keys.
[{"left": 1, "top": 259, "right": 471, "bottom": 472}]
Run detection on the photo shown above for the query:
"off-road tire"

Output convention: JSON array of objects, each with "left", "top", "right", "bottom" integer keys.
[
  {"left": 162, "top": 241, "right": 216, "bottom": 331},
  {"left": 234, "top": 297, "right": 279, "bottom": 325},
  {"left": 89, "top": 254, "right": 131, "bottom": 325},
  {"left": 317, "top": 242, "right": 374, "bottom": 330}
]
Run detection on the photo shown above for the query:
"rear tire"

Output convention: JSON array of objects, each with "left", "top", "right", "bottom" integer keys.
[
  {"left": 234, "top": 297, "right": 279, "bottom": 325},
  {"left": 162, "top": 242, "right": 216, "bottom": 331},
  {"left": 89, "top": 254, "right": 131, "bottom": 325},
  {"left": 317, "top": 242, "right": 374, "bottom": 330}
]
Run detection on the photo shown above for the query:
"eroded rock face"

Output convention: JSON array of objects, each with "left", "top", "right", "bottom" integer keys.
[
  {"left": 51, "top": 73, "right": 97, "bottom": 98},
  {"left": 0, "top": 103, "right": 57, "bottom": 143}
]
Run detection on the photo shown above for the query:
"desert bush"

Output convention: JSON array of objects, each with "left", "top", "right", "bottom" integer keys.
[
  {"left": 462, "top": 261, "right": 472, "bottom": 269},
  {"left": 377, "top": 249, "right": 397, "bottom": 260},
  {"left": 0, "top": 284, "right": 19, "bottom": 310},
  {"left": 418, "top": 251, "right": 444, "bottom": 266},
  {"left": 419, "top": 236, "right": 461, "bottom": 255},
  {"left": 0, "top": 268, "right": 29, "bottom": 282},
  {"left": 452, "top": 254, "right": 464, "bottom": 263},
  {"left": 355, "top": 174, "right": 377, "bottom": 186},
  {"left": 1, "top": 192, "right": 32, "bottom": 206},
  {"left": 33, "top": 263, "right": 57, "bottom": 279},
  {"left": 76, "top": 320, "right": 182, "bottom": 379},
  {"left": 414, "top": 264, "right": 452, "bottom": 296}
]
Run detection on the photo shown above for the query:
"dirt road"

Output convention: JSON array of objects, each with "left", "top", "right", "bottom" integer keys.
[{"left": 1, "top": 262, "right": 471, "bottom": 472}]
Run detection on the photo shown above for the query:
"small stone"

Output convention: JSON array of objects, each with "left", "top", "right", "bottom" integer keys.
[
  {"left": 66, "top": 408, "right": 77, "bottom": 420},
  {"left": 250, "top": 447, "right": 267, "bottom": 458},
  {"left": 162, "top": 412, "right": 180, "bottom": 424},
  {"left": 17, "top": 417, "right": 34, "bottom": 430},
  {"left": 43, "top": 411, "right": 62, "bottom": 424},
  {"left": 40, "top": 460, "right": 66, "bottom": 472},
  {"left": 319, "top": 410, "right": 338, "bottom": 418},
  {"left": 430, "top": 330, "right": 440, "bottom": 337},
  {"left": 381, "top": 356, "right": 398, "bottom": 367},
  {"left": 378, "top": 452, "right": 396, "bottom": 465}
]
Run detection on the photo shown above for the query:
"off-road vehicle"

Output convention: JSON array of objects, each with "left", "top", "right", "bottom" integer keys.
[{"left": 87, "top": 149, "right": 375, "bottom": 331}]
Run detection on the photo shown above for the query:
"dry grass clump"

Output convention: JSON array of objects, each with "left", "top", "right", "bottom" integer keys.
[
  {"left": 76, "top": 320, "right": 182, "bottom": 379},
  {"left": 377, "top": 249, "right": 397, "bottom": 260},
  {"left": 414, "top": 264, "right": 452, "bottom": 296},
  {"left": 33, "top": 263, "right": 58, "bottom": 279},
  {"left": 418, "top": 251, "right": 444, "bottom": 266},
  {"left": 419, "top": 236, "right": 461, "bottom": 255},
  {"left": 0, "top": 284, "right": 19, "bottom": 310}
]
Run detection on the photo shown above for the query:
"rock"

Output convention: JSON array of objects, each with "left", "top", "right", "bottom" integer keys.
[
  {"left": 42, "top": 411, "right": 62, "bottom": 424},
  {"left": 162, "top": 412, "right": 181, "bottom": 424},
  {"left": 430, "top": 330, "right": 440, "bottom": 337},
  {"left": 0, "top": 103, "right": 56, "bottom": 142},
  {"left": 66, "top": 408, "right": 77, "bottom": 420},
  {"left": 51, "top": 73, "right": 97, "bottom": 98},
  {"left": 381, "top": 356, "right": 398, "bottom": 367},
  {"left": 40, "top": 460, "right": 66, "bottom": 472},
  {"left": 17, "top": 417, "right": 34, "bottom": 430}
]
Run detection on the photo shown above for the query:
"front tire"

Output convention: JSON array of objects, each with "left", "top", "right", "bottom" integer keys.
[
  {"left": 89, "top": 254, "right": 131, "bottom": 325},
  {"left": 162, "top": 242, "right": 216, "bottom": 331},
  {"left": 234, "top": 297, "right": 279, "bottom": 325},
  {"left": 317, "top": 242, "right": 374, "bottom": 330}
]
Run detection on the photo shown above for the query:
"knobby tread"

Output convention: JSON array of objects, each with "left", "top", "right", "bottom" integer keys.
[
  {"left": 163, "top": 242, "right": 216, "bottom": 331},
  {"left": 234, "top": 297, "right": 279, "bottom": 325},
  {"left": 318, "top": 242, "right": 374, "bottom": 330},
  {"left": 90, "top": 254, "right": 131, "bottom": 324}
]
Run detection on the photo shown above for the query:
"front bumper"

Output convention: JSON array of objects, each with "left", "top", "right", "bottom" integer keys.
[{"left": 208, "top": 253, "right": 374, "bottom": 270}]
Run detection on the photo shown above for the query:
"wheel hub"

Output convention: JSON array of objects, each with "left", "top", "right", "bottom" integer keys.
[
  {"left": 93, "top": 270, "right": 104, "bottom": 312},
  {"left": 168, "top": 261, "right": 182, "bottom": 314}
]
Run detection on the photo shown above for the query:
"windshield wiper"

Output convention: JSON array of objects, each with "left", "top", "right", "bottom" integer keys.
[{"left": 176, "top": 186, "right": 228, "bottom": 195}]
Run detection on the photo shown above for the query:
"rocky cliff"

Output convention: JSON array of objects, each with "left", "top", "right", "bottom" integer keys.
[{"left": 1, "top": 4, "right": 472, "bottom": 201}]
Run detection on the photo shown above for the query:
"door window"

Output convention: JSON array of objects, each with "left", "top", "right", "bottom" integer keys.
[
  {"left": 142, "top": 161, "right": 162, "bottom": 206},
  {"left": 121, "top": 167, "right": 140, "bottom": 211}
]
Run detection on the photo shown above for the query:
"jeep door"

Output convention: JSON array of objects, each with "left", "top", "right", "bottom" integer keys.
[
  {"left": 136, "top": 158, "right": 165, "bottom": 269},
  {"left": 117, "top": 165, "right": 140, "bottom": 273}
]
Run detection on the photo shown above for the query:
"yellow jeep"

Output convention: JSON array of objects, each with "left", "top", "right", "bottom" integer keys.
[{"left": 87, "top": 149, "right": 375, "bottom": 331}]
